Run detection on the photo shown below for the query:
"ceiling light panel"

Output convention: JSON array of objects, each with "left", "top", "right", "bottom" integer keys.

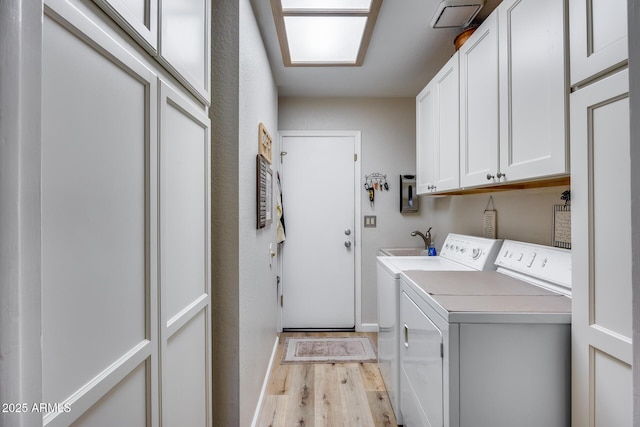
[
  {"left": 271, "top": 0, "right": 382, "bottom": 67},
  {"left": 281, "top": 0, "right": 371, "bottom": 12},
  {"left": 285, "top": 16, "right": 367, "bottom": 63}
]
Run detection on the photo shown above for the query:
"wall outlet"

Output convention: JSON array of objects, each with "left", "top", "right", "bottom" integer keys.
[{"left": 364, "top": 215, "right": 377, "bottom": 228}]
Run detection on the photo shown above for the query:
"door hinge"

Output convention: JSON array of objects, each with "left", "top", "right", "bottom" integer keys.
[
  {"left": 440, "top": 343, "right": 444, "bottom": 358},
  {"left": 354, "top": 153, "right": 357, "bottom": 161},
  {"left": 280, "top": 295, "right": 283, "bottom": 307}
]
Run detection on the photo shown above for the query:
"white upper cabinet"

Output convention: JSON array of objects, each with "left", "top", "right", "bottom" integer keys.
[
  {"left": 92, "top": 0, "right": 211, "bottom": 105},
  {"left": 416, "top": 82, "right": 436, "bottom": 194},
  {"left": 570, "top": 0, "right": 628, "bottom": 86},
  {"left": 433, "top": 53, "right": 460, "bottom": 192},
  {"left": 498, "top": 0, "right": 568, "bottom": 182},
  {"left": 459, "top": 12, "right": 500, "bottom": 188},
  {"left": 93, "top": 0, "right": 158, "bottom": 53},
  {"left": 159, "top": 0, "right": 211, "bottom": 104},
  {"left": 416, "top": 53, "right": 460, "bottom": 194}
]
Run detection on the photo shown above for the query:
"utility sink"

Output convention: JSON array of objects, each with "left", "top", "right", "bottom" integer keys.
[{"left": 379, "top": 247, "right": 429, "bottom": 256}]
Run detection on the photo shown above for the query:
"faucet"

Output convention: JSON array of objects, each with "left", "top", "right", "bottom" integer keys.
[{"left": 411, "top": 227, "right": 432, "bottom": 249}]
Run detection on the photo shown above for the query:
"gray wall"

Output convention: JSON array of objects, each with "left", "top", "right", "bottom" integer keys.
[
  {"left": 431, "top": 185, "right": 571, "bottom": 248},
  {"left": 211, "top": 0, "right": 279, "bottom": 424},
  {"left": 238, "top": 0, "right": 279, "bottom": 424},
  {"left": 279, "top": 97, "right": 433, "bottom": 325},
  {"left": 628, "top": 0, "right": 640, "bottom": 424}
]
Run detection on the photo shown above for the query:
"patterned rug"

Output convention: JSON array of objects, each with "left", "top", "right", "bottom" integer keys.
[{"left": 281, "top": 336, "right": 377, "bottom": 364}]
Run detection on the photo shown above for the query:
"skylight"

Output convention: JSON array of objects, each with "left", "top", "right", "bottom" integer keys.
[{"left": 271, "top": 0, "right": 383, "bottom": 66}]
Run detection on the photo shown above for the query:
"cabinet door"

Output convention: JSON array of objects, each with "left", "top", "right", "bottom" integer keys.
[
  {"left": 459, "top": 12, "right": 500, "bottom": 188},
  {"left": 571, "top": 69, "right": 632, "bottom": 427},
  {"left": 416, "top": 82, "right": 436, "bottom": 194},
  {"left": 498, "top": 0, "right": 568, "bottom": 182},
  {"left": 92, "top": 0, "right": 158, "bottom": 53},
  {"left": 159, "top": 81, "right": 212, "bottom": 427},
  {"left": 160, "top": 0, "right": 211, "bottom": 104},
  {"left": 42, "top": 3, "right": 159, "bottom": 425},
  {"left": 570, "top": 0, "right": 628, "bottom": 86},
  {"left": 433, "top": 53, "right": 460, "bottom": 192}
]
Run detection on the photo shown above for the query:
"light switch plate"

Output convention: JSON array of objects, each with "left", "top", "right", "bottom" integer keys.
[{"left": 364, "top": 215, "right": 377, "bottom": 228}]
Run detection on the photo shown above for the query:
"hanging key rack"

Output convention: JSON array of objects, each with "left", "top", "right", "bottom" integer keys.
[{"left": 364, "top": 173, "right": 389, "bottom": 206}]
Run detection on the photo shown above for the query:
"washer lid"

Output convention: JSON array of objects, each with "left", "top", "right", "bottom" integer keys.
[
  {"left": 402, "top": 271, "right": 559, "bottom": 296},
  {"left": 431, "top": 294, "right": 571, "bottom": 316}
]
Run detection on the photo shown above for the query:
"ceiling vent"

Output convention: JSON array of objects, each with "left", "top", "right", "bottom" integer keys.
[{"left": 430, "top": 0, "right": 485, "bottom": 28}]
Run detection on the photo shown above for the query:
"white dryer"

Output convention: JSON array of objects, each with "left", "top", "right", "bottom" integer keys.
[
  {"left": 399, "top": 240, "right": 572, "bottom": 427},
  {"left": 376, "top": 234, "right": 503, "bottom": 424}
]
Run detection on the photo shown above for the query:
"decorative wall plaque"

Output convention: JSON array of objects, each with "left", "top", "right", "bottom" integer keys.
[{"left": 258, "top": 123, "right": 273, "bottom": 164}]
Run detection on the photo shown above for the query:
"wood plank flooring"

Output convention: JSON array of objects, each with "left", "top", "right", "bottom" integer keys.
[{"left": 256, "top": 332, "right": 398, "bottom": 427}]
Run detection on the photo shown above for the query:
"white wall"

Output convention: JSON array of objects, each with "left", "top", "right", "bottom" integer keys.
[
  {"left": 211, "top": 0, "right": 279, "bottom": 425},
  {"left": 430, "top": 185, "right": 571, "bottom": 248},
  {"left": 238, "top": 0, "right": 279, "bottom": 424},
  {"left": 628, "top": 0, "right": 640, "bottom": 423},
  {"left": 0, "top": 1, "right": 43, "bottom": 425},
  {"left": 279, "top": 98, "right": 433, "bottom": 325}
]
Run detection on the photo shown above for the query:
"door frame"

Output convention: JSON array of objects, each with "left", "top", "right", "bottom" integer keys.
[{"left": 277, "top": 130, "right": 362, "bottom": 331}]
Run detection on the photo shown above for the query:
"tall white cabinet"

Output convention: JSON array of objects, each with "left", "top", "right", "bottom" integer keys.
[
  {"left": 41, "top": 0, "right": 211, "bottom": 426},
  {"left": 569, "top": 0, "right": 631, "bottom": 426}
]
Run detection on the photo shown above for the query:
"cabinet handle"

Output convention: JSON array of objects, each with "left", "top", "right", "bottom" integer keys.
[
  {"left": 403, "top": 323, "right": 409, "bottom": 348},
  {"left": 486, "top": 173, "right": 495, "bottom": 180},
  {"left": 497, "top": 172, "right": 505, "bottom": 179}
]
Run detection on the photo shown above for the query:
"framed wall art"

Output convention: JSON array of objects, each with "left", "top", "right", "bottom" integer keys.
[{"left": 257, "top": 154, "right": 272, "bottom": 229}]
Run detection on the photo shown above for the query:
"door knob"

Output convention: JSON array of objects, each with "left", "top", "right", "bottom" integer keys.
[
  {"left": 345, "top": 229, "right": 351, "bottom": 235},
  {"left": 486, "top": 173, "right": 495, "bottom": 180},
  {"left": 344, "top": 241, "right": 352, "bottom": 248}
]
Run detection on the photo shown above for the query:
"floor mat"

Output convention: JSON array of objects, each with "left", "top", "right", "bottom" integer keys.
[{"left": 281, "top": 336, "right": 377, "bottom": 364}]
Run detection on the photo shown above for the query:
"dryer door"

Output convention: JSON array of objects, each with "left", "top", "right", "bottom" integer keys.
[{"left": 400, "top": 290, "right": 443, "bottom": 427}]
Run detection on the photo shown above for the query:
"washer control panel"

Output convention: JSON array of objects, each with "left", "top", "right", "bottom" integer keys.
[
  {"left": 495, "top": 240, "right": 571, "bottom": 291},
  {"left": 439, "top": 234, "right": 503, "bottom": 270}
]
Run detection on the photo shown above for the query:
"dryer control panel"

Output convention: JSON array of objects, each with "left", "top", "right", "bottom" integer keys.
[{"left": 495, "top": 240, "right": 571, "bottom": 294}]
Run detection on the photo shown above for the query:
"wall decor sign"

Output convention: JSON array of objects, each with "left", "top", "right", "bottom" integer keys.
[
  {"left": 482, "top": 196, "right": 497, "bottom": 239},
  {"left": 553, "top": 205, "right": 571, "bottom": 249},
  {"left": 258, "top": 122, "right": 273, "bottom": 164},
  {"left": 553, "top": 190, "right": 571, "bottom": 249},
  {"left": 257, "top": 154, "right": 273, "bottom": 229}
]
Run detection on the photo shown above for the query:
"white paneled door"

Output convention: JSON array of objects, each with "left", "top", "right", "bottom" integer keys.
[
  {"left": 42, "top": 6, "right": 159, "bottom": 425},
  {"left": 159, "top": 81, "right": 212, "bottom": 426},
  {"left": 280, "top": 131, "right": 361, "bottom": 329},
  {"left": 571, "top": 69, "right": 632, "bottom": 426},
  {"left": 41, "top": 2, "right": 211, "bottom": 425}
]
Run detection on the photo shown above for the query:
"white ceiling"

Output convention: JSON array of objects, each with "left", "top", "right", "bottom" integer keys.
[{"left": 250, "top": 0, "right": 502, "bottom": 98}]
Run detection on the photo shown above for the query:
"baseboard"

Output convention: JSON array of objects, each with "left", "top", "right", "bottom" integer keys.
[
  {"left": 358, "top": 323, "right": 379, "bottom": 333},
  {"left": 250, "top": 335, "right": 279, "bottom": 427}
]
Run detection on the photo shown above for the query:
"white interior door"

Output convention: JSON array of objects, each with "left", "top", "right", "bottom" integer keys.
[
  {"left": 280, "top": 131, "right": 360, "bottom": 329},
  {"left": 571, "top": 69, "right": 632, "bottom": 426}
]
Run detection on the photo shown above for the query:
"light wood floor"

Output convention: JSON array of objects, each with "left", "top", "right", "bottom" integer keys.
[{"left": 256, "top": 332, "right": 398, "bottom": 427}]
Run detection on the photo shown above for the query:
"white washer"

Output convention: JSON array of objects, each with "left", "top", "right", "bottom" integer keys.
[
  {"left": 399, "top": 240, "right": 572, "bottom": 427},
  {"left": 376, "top": 234, "right": 503, "bottom": 424}
]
